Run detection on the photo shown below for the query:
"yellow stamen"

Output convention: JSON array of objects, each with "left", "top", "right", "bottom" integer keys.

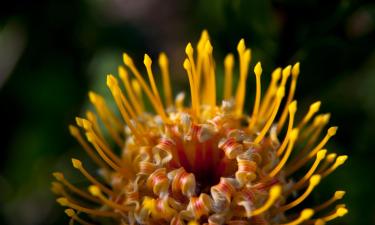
[
  {"left": 288, "top": 126, "right": 337, "bottom": 175},
  {"left": 118, "top": 66, "right": 143, "bottom": 114},
  {"left": 279, "top": 175, "right": 321, "bottom": 212},
  {"left": 196, "top": 30, "right": 209, "bottom": 89},
  {"left": 298, "top": 101, "right": 321, "bottom": 129},
  {"left": 223, "top": 53, "right": 234, "bottom": 100},
  {"left": 57, "top": 198, "right": 117, "bottom": 217},
  {"left": 290, "top": 150, "right": 326, "bottom": 191},
  {"left": 65, "top": 209, "right": 94, "bottom": 225},
  {"left": 71, "top": 158, "right": 113, "bottom": 196},
  {"left": 78, "top": 118, "right": 124, "bottom": 166},
  {"left": 68, "top": 125, "right": 108, "bottom": 169},
  {"left": 250, "top": 185, "right": 281, "bottom": 217},
  {"left": 85, "top": 132, "right": 123, "bottom": 173},
  {"left": 269, "top": 128, "right": 298, "bottom": 177},
  {"left": 183, "top": 59, "right": 199, "bottom": 118},
  {"left": 277, "top": 101, "right": 297, "bottom": 156},
  {"left": 317, "top": 153, "right": 337, "bottom": 174},
  {"left": 280, "top": 209, "right": 314, "bottom": 225},
  {"left": 320, "top": 155, "right": 348, "bottom": 178},
  {"left": 254, "top": 87, "right": 285, "bottom": 144},
  {"left": 88, "top": 91, "right": 123, "bottom": 134},
  {"left": 144, "top": 54, "right": 164, "bottom": 107},
  {"left": 259, "top": 67, "right": 281, "bottom": 118},
  {"left": 158, "top": 52, "right": 173, "bottom": 107},
  {"left": 277, "top": 62, "right": 299, "bottom": 133},
  {"left": 85, "top": 111, "right": 104, "bottom": 139},
  {"left": 235, "top": 39, "right": 251, "bottom": 115},
  {"left": 320, "top": 207, "right": 348, "bottom": 222},
  {"left": 314, "top": 191, "right": 345, "bottom": 212},
  {"left": 123, "top": 53, "right": 168, "bottom": 122},
  {"left": 89, "top": 185, "right": 129, "bottom": 212},
  {"left": 248, "top": 62, "right": 262, "bottom": 130},
  {"left": 131, "top": 79, "right": 144, "bottom": 110},
  {"left": 106, "top": 75, "right": 143, "bottom": 140},
  {"left": 280, "top": 65, "right": 291, "bottom": 87},
  {"left": 53, "top": 172, "right": 100, "bottom": 203}
]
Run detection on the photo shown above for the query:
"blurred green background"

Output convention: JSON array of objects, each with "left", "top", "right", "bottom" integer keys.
[{"left": 1, "top": 0, "right": 374, "bottom": 224}]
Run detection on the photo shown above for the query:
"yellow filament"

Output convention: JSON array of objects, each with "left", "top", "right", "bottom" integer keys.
[
  {"left": 85, "top": 132, "right": 123, "bottom": 173},
  {"left": 321, "top": 207, "right": 348, "bottom": 222},
  {"left": 158, "top": 52, "right": 173, "bottom": 107},
  {"left": 280, "top": 65, "right": 291, "bottom": 87},
  {"left": 65, "top": 209, "right": 94, "bottom": 225},
  {"left": 235, "top": 39, "right": 251, "bottom": 115},
  {"left": 259, "top": 67, "right": 281, "bottom": 118},
  {"left": 57, "top": 198, "right": 117, "bottom": 217},
  {"left": 196, "top": 30, "right": 209, "bottom": 90},
  {"left": 254, "top": 87, "right": 285, "bottom": 144},
  {"left": 224, "top": 53, "right": 234, "bottom": 100},
  {"left": 107, "top": 75, "right": 143, "bottom": 140},
  {"left": 314, "top": 191, "right": 345, "bottom": 212},
  {"left": 206, "top": 42, "right": 216, "bottom": 108},
  {"left": 250, "top": 185, "right": 281, "bottom": 217},
  {"left": 123, "top": 53, "right": 168, "bottom": 122},
  {"left": 78, "top": 118, "right": 124, "bottom": 166},
  {"left": 88, "top": 92, "right": 122, "bottom": 132},
  {"left": 144, "top": 54, "right": 164, "bottom": 107},
  {"left": 298, "top": 101, "right": 321, "bottom": 129},
  {"left": 290, "top": 150, "right": 327, "bottom": 191},
  {"left": 277, "top": 101, "right": 297, "bottom": 156},
  {"left": 288, "top": 127, "right": 337, "bottom": 175},
  {"left": 85, "top": 111, "right": 104, "bottom": 139},
  {"left": 68, "top": 125, "right": 108, "bottom": 169},
  {"left": 320, "top": 155, "right": 348, "bottom": 178},
  {"left": 118, "top": 66, "right": 143, "bottom": 114},
  {"left": 131, "top": 79, "right": 144, "bottom": 111},
  {"left": 317, "top": 153, "right": 337, "bottom": 173},
  {"left": 280, "top": 209, "right": 314, "bottom": 225},
  {"left": 269, "top": 129, "right": 298, "bottom": 177},
  {"left": 89, "top": 186, "right": 129, "bottom": 212},
  {"left": 248, "top": 62, "right": 262, "bottom": 130},
  {"left": 53, "top": 172, "right": 100, "bottom": 203},
  {"left": 279, "top": 175, "right": 321, "bottom": 212},
  {"left": 277, "top": 62, "right": 299, "bottom": 133},
  {"left": 183, "top": 59, "right": 199, "bottom": 118},
  {"left": 71, "top": 158, "right": 113, "bottom": 196}
]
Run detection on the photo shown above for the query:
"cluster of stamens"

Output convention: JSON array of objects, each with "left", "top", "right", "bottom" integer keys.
[{"left": 52, "top": 31, "right": 348, "bottom": 225}]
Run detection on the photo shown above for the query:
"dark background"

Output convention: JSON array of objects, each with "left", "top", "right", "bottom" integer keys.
[{"left": 1, "top": 0, "right": 374, "bottom": 224}]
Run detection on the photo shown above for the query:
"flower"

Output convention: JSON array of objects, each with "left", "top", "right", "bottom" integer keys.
[{"left": 52, "top": 31, "right": 348, "bottom": 225}]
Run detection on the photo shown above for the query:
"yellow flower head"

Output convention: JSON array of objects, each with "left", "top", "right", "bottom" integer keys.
[{"left": 53, "top": 31, "right": 348, "bottom": 225}]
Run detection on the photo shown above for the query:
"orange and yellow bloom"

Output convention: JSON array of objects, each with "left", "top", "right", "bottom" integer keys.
[{"left": 53, "top": 31, "right": 347, "bottom": 225}]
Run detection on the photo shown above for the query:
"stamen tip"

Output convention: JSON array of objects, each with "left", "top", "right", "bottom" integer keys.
[
  {"left": 317, "top": 149, "right": 327, "bottom": 160},
  {"left": 292, "top": 62, "right": 300, "bottom": 77},
  {"left": 144, "top": 54, "right": 152, "bottom": 67},
  {"left": 301, "top": 208, "right": 314, "bottom": 220},
  {"left": 310, "top": 174, "right": 321, "bottom": 186},
  {"left": 337, "top": 207, "right": 348, "bottom": 217},
  {"left": 335, "top": 190, "right": 346, "bottom": 199},
  {"left": 311, "top": 101, "right": 321, "bottom": 112},
  {"left": 53, "top": 172, "right": 64, "bottom": 181},
  {"left": 185, "top": 42, "right": 194, "bottom": 55},
  {"left": 237, "top": 39, "right": 246, "bottom": 53},
  {"left": 254, "top": 62, "right": 262, "bottom": 76},
  {"left": 71, "top": 158, "right": 82, "bottom": 169},
  {"left": 328, "top": 126, "right": 338, "bottom": 136},
  {"left": 57, "top": 197, "right": 69, "bottom": 206},
  {"left": 65, "top": 209, "right": 75, "bottom": 217},
  {"left": 123, "top": 53, "right": 133, "bottom": 66},
  {"left": 89, "top": 185, "right": 101, "bottom": 196}
]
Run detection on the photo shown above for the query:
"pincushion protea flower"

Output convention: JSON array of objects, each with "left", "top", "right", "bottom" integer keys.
[{"left": 52, "top": 31, "right": 348, "bottom": 225}]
